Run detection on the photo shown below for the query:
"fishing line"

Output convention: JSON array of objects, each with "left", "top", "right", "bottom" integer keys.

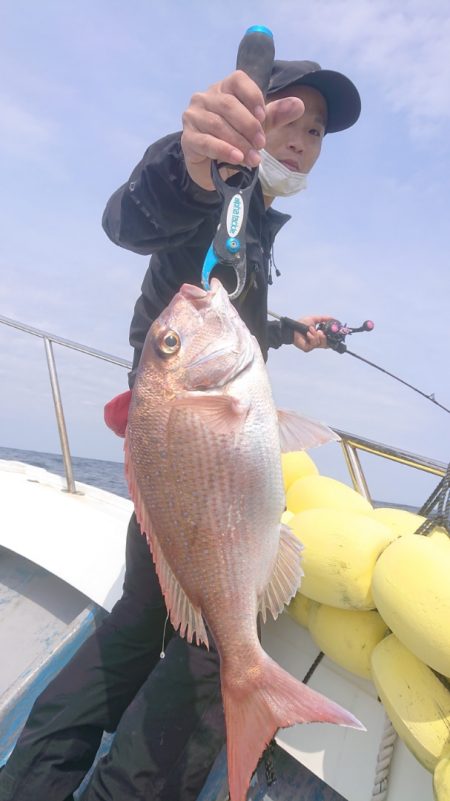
[
  {"left": 160, "top": 613, "right": 169, "bottom": 659},
  {"left": 268, "top": 311, "right": 450, "bottom": 415},
  {"left": 345, "top": 349, "right": 450, "bottom": 414}
]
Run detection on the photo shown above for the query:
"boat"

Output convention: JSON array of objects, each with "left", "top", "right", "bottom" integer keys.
[{"left": 0, "top": 313, "right": 447, "bottom": 801}]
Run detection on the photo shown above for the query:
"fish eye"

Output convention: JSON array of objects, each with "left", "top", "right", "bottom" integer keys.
[{"left": 157, "top": 329, "right": 181, "bottom": 357}]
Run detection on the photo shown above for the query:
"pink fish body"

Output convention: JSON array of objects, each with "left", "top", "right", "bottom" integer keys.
[{"left": 125, "top": 279, "right": 363, "bottom": 801}]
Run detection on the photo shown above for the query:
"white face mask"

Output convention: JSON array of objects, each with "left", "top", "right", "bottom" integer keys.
[{"left": 258, "top": 149, "right": 308, "bottom": 198}]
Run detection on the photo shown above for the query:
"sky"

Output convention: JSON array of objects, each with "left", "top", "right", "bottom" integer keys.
[{"left": 1, "top": 0, "right": 449, "bottom": 507}]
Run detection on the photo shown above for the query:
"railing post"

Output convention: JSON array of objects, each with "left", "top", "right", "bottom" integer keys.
[
  {"left": 340, "top": 439, "right": 372, "bottom": 502},
  {"left": 43, "top": 338, "right": 77, "bottom": 494}
]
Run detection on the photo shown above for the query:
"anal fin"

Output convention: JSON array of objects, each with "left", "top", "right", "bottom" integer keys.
[
  {"left": 124, "top": 434, "right": 209, "bottom": 648},
  {"left": 259, "top": 523, "right": 304, "bottom": 624}
]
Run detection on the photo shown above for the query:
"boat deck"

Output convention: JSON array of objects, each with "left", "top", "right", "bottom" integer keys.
[{"left": 0, "top": 458, "right": 439, "bottom": 800}]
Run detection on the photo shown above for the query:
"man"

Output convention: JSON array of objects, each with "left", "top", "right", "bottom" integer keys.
[{"left": 0, "top": 59, "right": 360, "bottom": 801}]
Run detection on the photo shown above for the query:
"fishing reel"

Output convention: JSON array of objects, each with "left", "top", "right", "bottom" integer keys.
[{"left": 317, "top": 319, "right": 374, "bottom": 353}]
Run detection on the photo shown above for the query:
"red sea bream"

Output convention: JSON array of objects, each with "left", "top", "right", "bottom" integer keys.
[{"left": 125, "top": 279, "right": 363, "bottom": 801}]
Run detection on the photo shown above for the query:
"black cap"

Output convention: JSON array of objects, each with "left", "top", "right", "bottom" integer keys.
[{"left": 267, "top": 60, "right": 361, "bottom": 133}]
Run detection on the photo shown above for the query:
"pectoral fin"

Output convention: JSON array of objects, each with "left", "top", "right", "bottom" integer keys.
[{"left": 170, "top": 394, "right": 249, "bottom": 436}]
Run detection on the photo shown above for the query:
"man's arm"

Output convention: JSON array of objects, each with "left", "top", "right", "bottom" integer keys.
[
  {"left": 102, "top": 133, "right": 221, "bottom": 255},
  {"left": 102, "top": 72, "right": 304, "bottom": 255},
  {"left": 267, "top": 320, "right": 295, "bottom": 349}
]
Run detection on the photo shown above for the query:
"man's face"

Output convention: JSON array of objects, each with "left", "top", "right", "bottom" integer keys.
[{"left": 265, "top": 84, "right": 327, "bottom": 174}]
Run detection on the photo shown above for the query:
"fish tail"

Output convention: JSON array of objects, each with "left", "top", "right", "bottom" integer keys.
[{"left": 222, "top": 650, "right": 364, "bottom": 801}]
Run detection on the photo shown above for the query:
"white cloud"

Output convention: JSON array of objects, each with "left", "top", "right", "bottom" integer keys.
[{"left": 273, "top": 0, "right": 450, "bottom": 135}]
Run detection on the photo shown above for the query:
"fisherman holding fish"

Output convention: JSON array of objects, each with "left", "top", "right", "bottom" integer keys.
[{"left": 0, "top": 50, "right": 361, "bottom": 801}]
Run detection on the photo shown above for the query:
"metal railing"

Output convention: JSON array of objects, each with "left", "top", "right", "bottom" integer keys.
[
  {"left": 333, "top": 429, "right": 446, "bottom": 503},
  {"left": 1, "top": 314, "right": 447, "bottom": 496},
  {"left": 0, "top": 315, "right": 131, "bottom": 494}
]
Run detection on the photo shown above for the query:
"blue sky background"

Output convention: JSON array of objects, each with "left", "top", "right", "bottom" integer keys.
[{"left": 1, "top": 0, "right": 449, "bottom": 506}]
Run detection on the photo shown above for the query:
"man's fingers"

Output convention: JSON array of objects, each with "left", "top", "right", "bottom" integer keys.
[
  {"left": 184, "top": 91, "right": 265, "bottom": 150},
  {"left": 181, "top": 70, "right": 269, "bottom": 189},
  {"left": 308, "top": 329, "right": 328, "bottom": 348},
  {"left": 265, "top": 96, "right": 305, "bottom": 131},
  {"left": 293, "top": 321, "right": 329, "bottom": 352},
  {"left": 182, "top": 97, "right": 267, "bottom": 169},
  {"left": 181, "top": 130, "right": 260, "bottom": 169},
  {"left": 181, "top": 130, "right": 248, "bottom": 167},
  {"left": 184, "top": 104, "right": 264, "bottom": 158},
  {"left": 221, "top": 70, "right": 267, "bottom": 120}
]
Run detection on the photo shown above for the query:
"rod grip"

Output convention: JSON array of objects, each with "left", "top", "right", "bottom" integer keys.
[
  {"left": 236, "top": 25, "right": 274, "bottom": 96},
  {"left": 279, "top": 315, "right": 310, "bottom": 336}
]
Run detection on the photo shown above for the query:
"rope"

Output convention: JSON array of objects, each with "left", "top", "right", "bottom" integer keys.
[
  {"left": 419, "top": 474, "right": 446, "bottom": 517},
  {"left": 302, "top": 651, "right": 324, "bottom": 684},
  {"left": 417, "top": 462, "right": 450, "bottom": 535},
  {"left": 264, "top": 738, "right": 277, "bottom": 787},
  {"left": 371, "top": 712, "right": 397, "bottom": 800}
]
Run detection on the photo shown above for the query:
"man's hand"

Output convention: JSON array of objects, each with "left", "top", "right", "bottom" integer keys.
[
  {"left": 181, "top": 70, "right": 304, "bottom": 191},
  {"left": 293, "top": 315, "right": 333, "bottom": 352}
]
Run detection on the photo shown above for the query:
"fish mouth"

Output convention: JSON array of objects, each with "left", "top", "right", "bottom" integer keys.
[
  {"left": 179, "top": 279, "right": 254, "bottom": 389},
  {"left": 179, "top": 280, "right": 221, "bottom": 308}
]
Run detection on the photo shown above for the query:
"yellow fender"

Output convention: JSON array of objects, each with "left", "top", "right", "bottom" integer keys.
[
  {"left": 372, "top": 529, "right": 450, "bottom": 677},
  {"left": 308, "top": 604, "right": 389, "bottom": 679},
  {"left": 281, "top": 451, "right": 318, "bottom": 494},
  {"left": 371, "top": 507, "right": 426, "bottom": 539},
  {"left": 433, "top": 745, "right": 450, "bottom": 801},
  {"left": 286, "top": 474, "right": 373, "bottom": 516},
  {"left": 371, "top": 634, "right": 450, "bottom": 772},
  {"left": 287, "top": 592, "right": 314, "bottom": 629},
  {"left": 290, "top": 508, "right": 392, "bottom": 609}
]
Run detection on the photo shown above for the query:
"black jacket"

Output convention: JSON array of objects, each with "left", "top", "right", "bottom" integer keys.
[{"left": 102, "top": 132, "right": 294, "bottom": 388}]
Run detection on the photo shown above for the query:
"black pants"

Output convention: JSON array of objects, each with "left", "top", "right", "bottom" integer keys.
[{"left": 0, "top": 515, "right": 225, "bottom": 801}]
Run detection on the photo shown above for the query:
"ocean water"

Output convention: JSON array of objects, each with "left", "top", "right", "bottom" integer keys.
[
  {"left": 0, "top": 444, "right": 425, "bottom": 514},
  {"left": 0, "top": 445, "right": 129, "bottom": 499}
]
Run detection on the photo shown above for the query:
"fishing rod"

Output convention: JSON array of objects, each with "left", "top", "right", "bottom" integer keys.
[{"left": 268, "top": 311, "right": 450, "bottom": 415}]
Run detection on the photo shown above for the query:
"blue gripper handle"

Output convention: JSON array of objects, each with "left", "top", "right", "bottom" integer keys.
[{"left": 236, "top": 25, "right": 274, "bottom": 97}]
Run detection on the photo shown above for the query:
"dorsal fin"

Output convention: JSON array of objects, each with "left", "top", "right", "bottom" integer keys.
[{"left": 277, "top": 408, "right": 339, "bottom": 452}]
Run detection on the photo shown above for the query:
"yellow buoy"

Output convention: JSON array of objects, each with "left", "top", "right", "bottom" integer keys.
[
  {"left": 287, "top": 593, "right": 314, "bottom": 629},
  {"left": 433, "top": 745, "right": 450, "bottom": 801},
  {"left": 372, "top": 507, "right": 426, "bottom": 539},
  {"left": 281, "top": 451, "right": 318, "bottom": 494},
  {"left": 281, "top": 509, "right": 294, "bottom": 526},
  {"left": 430, "top": 526, "right": 450, "bottom": 550},
  {"left": 308, "top": 604, "right": 389, "bottom": 679},
  {"left": 290, "top": 508, "right": 392, "bottom": 609},
  {"left": 372, "top": 530, "right": 450, "bottom": 677},
  {"left": 286, "top": 474, "right": 373, "bottom": 516},
  {"left": 371, "top": 635, "right": 450, "bottom": 772}
]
